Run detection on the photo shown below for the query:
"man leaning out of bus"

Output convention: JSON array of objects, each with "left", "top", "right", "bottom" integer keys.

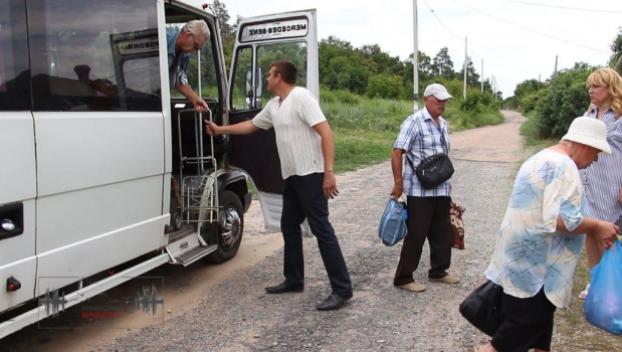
[{"left": 166, "top": 19, "right": 210, "bottom": 112}]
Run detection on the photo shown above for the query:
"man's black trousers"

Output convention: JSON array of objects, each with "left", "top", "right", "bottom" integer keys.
[
  {"left": 394, "top": 196, "right": 452, "bottom": 286},
  {"left": 281, "top": 173, "right": 352, "bottom": 297}
]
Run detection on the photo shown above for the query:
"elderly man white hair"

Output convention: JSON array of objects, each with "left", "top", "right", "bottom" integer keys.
[
  {"left": 181, "top": 20, "right": 210, "bottom": 48},
  {"left": 167, "top": 19, "right": 211, "bottom": 112}
]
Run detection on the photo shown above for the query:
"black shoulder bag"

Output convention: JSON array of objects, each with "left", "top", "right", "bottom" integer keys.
[
  {"left": 459, "top": 280, "right": 503, "bottom": 337},
  {"left": 406, "top": 128, "right": 454, "bottom": 189}
]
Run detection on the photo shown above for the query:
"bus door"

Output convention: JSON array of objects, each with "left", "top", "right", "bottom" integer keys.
[
  {"left": 228, "top": 10, "right": 319, "bottom": 231},
  {"left": 0, "top": 0, "right": 37, "bottom": 313}
]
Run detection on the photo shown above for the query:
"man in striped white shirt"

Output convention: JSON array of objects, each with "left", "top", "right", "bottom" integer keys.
[{"left": 205, "top": 61, "right": 353, "bottom": 311}]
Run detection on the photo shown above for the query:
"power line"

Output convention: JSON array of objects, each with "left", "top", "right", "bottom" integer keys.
[
  {"left": 421, "top": 0, "right": 502, "bottom": 85},
  {"left": 421, "top": 0, "right": 462, "bottom": 40},
  {"left": 422, "top": 0, "right": 482, "bottom": 76},
  {"left": 504, "top": 0, "right": 622, "bottom": 14},
  {"left": 446, "top": 0, "right": 610, "bottom": 55}
]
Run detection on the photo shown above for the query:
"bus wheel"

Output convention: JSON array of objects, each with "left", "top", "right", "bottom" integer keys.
[{"left": 206, "top": 190, "right": 244, "bottom": 263}]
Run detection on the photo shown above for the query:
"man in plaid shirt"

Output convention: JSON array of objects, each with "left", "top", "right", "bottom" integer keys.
[{"left": 390, "top": 83, "right": 459, "bottom": 293}]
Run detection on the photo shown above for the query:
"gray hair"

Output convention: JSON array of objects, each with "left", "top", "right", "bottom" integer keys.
[{"left": 182, "top": 20, "right": 210, "bottom": 48}]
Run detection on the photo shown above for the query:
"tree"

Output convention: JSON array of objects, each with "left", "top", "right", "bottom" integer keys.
[
  {"left": 535, "top": 63, "right": 593, "bottom": 138},
  {"left": 457, "top": 56, "right": 480, "bottom": 87},
  {"left": 367, "top": 75, "right": 404, "bottom": 99},
  {"left": 514, "top": 79, "right": 545, "bottom": 98},
  {"left": 211, "top": 0, "right": 232, "bottom": 35},
  {"left": 417, "top": 51, "right": 434, "bottom": 81},
  {"left": 210, "top": 0, "right": 237, "bottom": 69},
  {"left": 482, "top": 79, "right": 492, "bottom": 93},
  {"left": 400, "top": 51, "right": 432, "bottom": 99},
  {"left": 319, "top": 36, "right": 357, "bottom": 89},
  {"left": 319, "top": 37, "right": 373, "bottom": 93},
  {"left": 511, "top": 79, "right": 547, "bottom": 113},
  {"left": 610, "top": 27, "right": 622, "bottom": 74},
  {"left": 359, "top": 44, "right": 403, "bottom": 76},
  {"left": 432, "top": 47, "right": 454, "bottom": 79}
]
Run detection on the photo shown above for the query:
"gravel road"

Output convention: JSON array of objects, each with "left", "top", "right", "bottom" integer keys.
[
  {"left": 99, "top": 111, "right": 528, "bottom": 352},
  {"left": 5, "top": 111, "right": 621, "bottom": 352}
]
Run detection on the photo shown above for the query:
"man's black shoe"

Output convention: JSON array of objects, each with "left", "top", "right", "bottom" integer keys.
[
  {"left": 265, "top": 281, "right": 304, "bottom": 294},
  {"left": 315, "top": 293, "right": 352, "bottom": 311}
]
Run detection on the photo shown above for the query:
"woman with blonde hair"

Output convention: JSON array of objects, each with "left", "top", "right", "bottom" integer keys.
[{"left": 579, "top": 67, "right": 622, "bottom": 299}]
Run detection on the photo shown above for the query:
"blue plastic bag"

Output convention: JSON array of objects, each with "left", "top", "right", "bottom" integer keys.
[
  {"left": 378, "top": 198, "right": 408, "bottom": 246},
  {"left": 584, "top": 240, "right": 622, "bottom": 335}
]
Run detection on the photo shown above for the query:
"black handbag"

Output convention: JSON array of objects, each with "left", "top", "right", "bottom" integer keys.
[
  {"left": 406, "top": 131, "right": 454, "bottom": 189},
  {"left": 459, "top": 280, "right": 503, "bottom": 337}
]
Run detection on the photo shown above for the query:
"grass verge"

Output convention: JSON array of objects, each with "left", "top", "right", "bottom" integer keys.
[
  {"left": 444, "top": 105, "right": 504, "bottom": 130},
  {"left": 322, "top": 89, "right": 503, "bottom": 172},
  {"left": 334, "top": 130, "right": 395, "bottom": 173},
  {"left": 321, "top": 91, "right": 411, "bottom": 173}
]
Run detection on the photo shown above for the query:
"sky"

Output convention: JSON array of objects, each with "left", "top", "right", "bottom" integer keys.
[{"left": 195, "top": 0, "right": 621, "bottom": 98}]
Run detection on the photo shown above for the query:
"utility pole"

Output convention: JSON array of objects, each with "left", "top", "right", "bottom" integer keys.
[
  {"left": 553, "top": 55, "right": 558, "bottom": 76},
  {"left": 463, "top": 36, "right": 468, "bottom": 100},
  {"left": 480, "top": 59, "right": 484, "bottom": 93},
  {"left": 490, "top": 75, "right": 496, "bottom": 100},
  {"left": 412, "top": 0, "right": 419, "bottom": 112}
]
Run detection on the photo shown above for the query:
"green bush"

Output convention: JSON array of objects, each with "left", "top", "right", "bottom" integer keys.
[
  {"left": 533, "top": 63, "right": 593, "bottom": 138},
  {"left": 444, "top": 104, "right": 503, "bottom": 130},
  {"left": 321, "top": 87, "right": 361, "bottom": 105},
  {"left": 460, "top": 89, "right": 500, "bottom": 113},
  {"left": 514, "top": 79, "right": 546, "bottom": 100},
  {"left": 430, "top": 78, "right": 463, "bottom": 99},
  {"left": 367, "top": 74, "right": 405, "bottom": 99},
  {"left": 438, "top": 87, "right": 503, "bottom": 129},
  {"left": 333, "top": 89, "right": 360, "bottom": 105},
  {"left": 504, "top": 96, "right": 519, "bottom": 109},
  {"left": 460, "top": 92, "right": 483, "bottom": 113},
  {"left": 519, "top": 88, "right": 546, "bottom": 114}
]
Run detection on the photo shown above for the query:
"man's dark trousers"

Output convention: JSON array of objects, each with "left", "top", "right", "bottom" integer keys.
[
  {"left": 280, "top": 172, "right": 352, "bottom": 297},
  {"left": 394, "top": 196, "right": 452, "bottom": 286}
]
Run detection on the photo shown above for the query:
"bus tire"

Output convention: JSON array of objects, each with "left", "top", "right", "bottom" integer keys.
[{"left": 206, "top": 190, "right": 244, "bottom": 263}]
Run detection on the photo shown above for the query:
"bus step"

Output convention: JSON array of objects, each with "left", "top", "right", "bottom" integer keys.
[{"left": 174, "top": 245, "right": 218, "bottom": 267}]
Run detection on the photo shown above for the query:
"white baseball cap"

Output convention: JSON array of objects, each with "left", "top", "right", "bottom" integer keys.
[
  {"left": 562, "top": 116, "right": 611, "bottom": 154},
  {"left": 423, "top": 83, "right": 453, "bottom": 101}
]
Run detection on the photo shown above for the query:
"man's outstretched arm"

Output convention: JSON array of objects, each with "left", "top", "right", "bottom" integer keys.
[{"left": 205, "top": 119, "right": 259, "bottom": 136}]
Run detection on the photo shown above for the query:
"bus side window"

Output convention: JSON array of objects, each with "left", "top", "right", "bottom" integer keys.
[
  {"left": 256, "top": 41, "right": 307, "bottom": 103},
  {"left": 28, "top": 0, "right": 161, "bottom": 112},
  {"left": 0, "top": 0, "right": 30, "bottom": 111},
  {"left": 230, "top": 46, "right": 253, "bottom": 111}
]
